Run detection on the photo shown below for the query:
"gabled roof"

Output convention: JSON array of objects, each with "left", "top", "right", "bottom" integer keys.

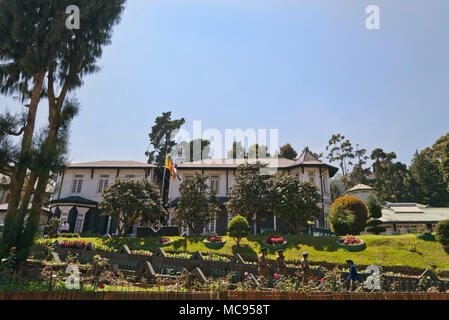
[
  {"left": 345, "top": 184, "right": 375, "bottom": 194},
  {"left": 66, "top": 160, "right": 155, "bottom": 169},
  {"left": 177, "top": 150, "right": 339, "bottom": 177},
  {"left": 291, "top": 149, "right": 339, "bottom": 177},
  {"left": 177, "top": 158, "right": 296, "bottom": 169},
  {"left": 48, "top": 196, "right": 98, "bottom": 207}
]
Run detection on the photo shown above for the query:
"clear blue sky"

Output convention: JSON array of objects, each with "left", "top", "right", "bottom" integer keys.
[{"left": 1, "top": 0, "right": 448, "bottom": 166}]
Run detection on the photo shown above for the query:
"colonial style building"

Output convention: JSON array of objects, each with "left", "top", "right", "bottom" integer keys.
[
  {"left": 48, "top": 161, "right": 158, "bottom": 235},
  {"left": 344, "top": 183, "right": 449, "bottom": 234},
  {"left": 166, "top": 150, "right": 338, "bottom": 235}
]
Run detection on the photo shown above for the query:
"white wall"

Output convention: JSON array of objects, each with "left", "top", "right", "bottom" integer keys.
[
  {"left": 169, "top": 166, "right": 333, "bottom": 205},
  {"left": 54, "top": 167, "right": 155, "bottom": 202}
]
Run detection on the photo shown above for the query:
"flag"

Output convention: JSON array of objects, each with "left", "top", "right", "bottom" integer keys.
[
  {"left": 165, "top": 155, "right": 174, "bottom": 174},
  {"left": 173, "top": 164, "right": 182, "bottom": 181}
]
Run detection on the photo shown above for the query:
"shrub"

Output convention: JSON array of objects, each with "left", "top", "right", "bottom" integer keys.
[
  {"left": 328, "top": 205, "right": 355, "bottom": 236},
  {"left": 227, "top": 215, "right": 250, "bottom": 246},
  {"left": 45, "top": 218, "right": 61, "bottom": 238},
  {"left": 329, "top": 195, "right": 368, "bottom": 235},
  {"left": 366, "top": 219, "right": 386, "bottom": 235},
  {"left": 261, "top": 229, "right": 277, "bottom": 236},
  {"left": 436, "top": 220, "right": 449, "bottom": 246},
  {"left": 366, "top": 195, "right": 382, "bottom": 219}
]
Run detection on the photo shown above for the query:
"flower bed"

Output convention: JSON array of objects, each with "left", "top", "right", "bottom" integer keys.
[
  {"left": 203, "top": 236, "right": 226, "bottom": 249},
  {"left": 336, "top": 235, "right": 366, "bottom": 252},
  {"left": 58, "top": 240, "right": 89, "bottom": 250},
  {"left": 156, "top": 238, "right": 173, "bottom": 247},
  {"left": 262, "top": 236, "right": 287, "bottom": 250}
]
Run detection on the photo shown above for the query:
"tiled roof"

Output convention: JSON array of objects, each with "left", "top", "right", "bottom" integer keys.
[
  {"left": 380, "top": 207, "right": 449, "bottom": 224},
  {"left": 66, "top": 160, "right": 155, "bottom": 168}
]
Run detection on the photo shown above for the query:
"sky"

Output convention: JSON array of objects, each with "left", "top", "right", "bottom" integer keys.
[{"left": 1, "top": 0, "right": 449, "bottom": 166}]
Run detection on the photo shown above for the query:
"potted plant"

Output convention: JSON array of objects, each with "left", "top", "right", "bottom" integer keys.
[
  {"left": 157, "top": 237, "right": 173, "bottom": 247},
  {"left": 203, "top": 236, "right": 226, "bottom": 249},
  {"left": 336, "top": 234, "right": 366, "bottom": 252},
  {"left": 262, "top": 235, "right": 288, "bottom": 250}
]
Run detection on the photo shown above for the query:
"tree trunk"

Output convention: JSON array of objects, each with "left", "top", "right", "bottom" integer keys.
[{"left": 1, "top": 72, "right": 45, "bottom": 258}]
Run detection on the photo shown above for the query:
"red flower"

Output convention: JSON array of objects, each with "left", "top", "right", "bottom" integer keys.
[
  {"left": 265, "top": 236, "right": 285, "bottom": 245},
  {"left": 206, "top": 236, "right": 223, "bottom": 243},
  {"left": 99, "top": 284, "right": 104, "bottom": 289},
  {"left": 158, "top": 238, "right": 171, "bottom": 244},
  {"left": 339, "top": 235, "right": 362, "bottom": 245}
]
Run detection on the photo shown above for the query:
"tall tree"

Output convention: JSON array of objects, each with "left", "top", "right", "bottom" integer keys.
[
  {"left": 369, "top": 148, "right": 409, "bottom": 202},
  {"left": 0, "top": 0, "right": 126, "bottom": 261},
  {"left": 409, "top": 149, "right": 449, "bottom": 206},
  {"left": 227, "top": 141, "right": 246, "bottom": 159},
  {"left": 145, "top": 112, "right": 185, "bottom": 166},
  {"left": 247, "top": 144, "right": 270, "bottom": 158},
  {"left": 174, "top": 173, "right": 220, "bottom": 235},
  {"left": 99, "top": 179, "right": 165, "bottom": 236},
  {"left": 225, "top": 163, "right": 272, "bottom": 234},
  {"left": 348, "top": 144, "right": 371, "bottom": 186},
  {"left": 270, "top": 174, "right": 321, "bottom": 233},
  {"left": 279, "top": 143, "right": 298, "bottom": 160},
  {"left": 176, "top": 139, "right": 211, "bottom": 162},
  {"left": 430, "top": 133, "right": 449, "bottom": 192},
  {"left": 325, "top": 134, "right": 354, "bottom": 184}
]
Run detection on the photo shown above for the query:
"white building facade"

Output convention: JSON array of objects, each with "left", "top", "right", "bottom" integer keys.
[
  {"left": 167, "top": 150, "right": 338, "bottom": 235},
  {"left": 49, "top": 161, "right": 157, "bottom": 235}
]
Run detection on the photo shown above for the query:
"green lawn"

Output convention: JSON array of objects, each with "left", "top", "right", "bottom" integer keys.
[{"left": 47, "top": 234, "right": 449, "bottom": 271}]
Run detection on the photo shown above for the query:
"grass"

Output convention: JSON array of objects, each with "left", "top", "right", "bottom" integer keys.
[{"left": 44, "top": 234, "right": 449, "bottom": 271}]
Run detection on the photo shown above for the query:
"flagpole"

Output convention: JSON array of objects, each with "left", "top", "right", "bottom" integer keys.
[{"left": 160, "top": 131, "right": 171, "bottom": 202}]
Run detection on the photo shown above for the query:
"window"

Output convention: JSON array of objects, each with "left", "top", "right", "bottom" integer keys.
[
  {"left": 308, "top": 171, "right": 315, "bottom": 185},
  {"left": 97, "top": 175, "right": 109, "bottom": 193},
  {"left": 203, "top": 219, "right": 216, "bottom": 235},
  {"left": 71, "top": 175, "right": 84, "bottom": 193},
  {"left": 210, "top": 176, "right": 220, "bottom": 193},
  {"left": 74, "top": 216, "right": 84, "bottom": 233}
]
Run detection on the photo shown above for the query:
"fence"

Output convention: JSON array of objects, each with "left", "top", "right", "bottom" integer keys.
[
  {"left": 28, "top": 244, "right": 449, "bottom": 293},
  {"left": 1, "top": 290, "right": 449, "bottom": 300}
]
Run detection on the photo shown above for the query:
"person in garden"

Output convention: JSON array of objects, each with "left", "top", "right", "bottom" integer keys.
[
  {"left": 59, "top": 220, "right": 70, "bottom": 234},
  {"left": 258, "top": 248, "right": 270, "bottom": 277},
  {"left": 346, "top": 259, "right": 359, "bottom": 290},
  {"left": 300, "top": 252, "right": 311, "bottom": 283},
  {"left": 276, "top": 249, "right": 287, "bottom": 276}
]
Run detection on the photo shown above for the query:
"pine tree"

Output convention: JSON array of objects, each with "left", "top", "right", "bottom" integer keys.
[
  {"left": 279, "top": 143, "right": 298, "bottom": 160},
  {"left": 0, "top": 0, "right": 126, "bottom": 262}
]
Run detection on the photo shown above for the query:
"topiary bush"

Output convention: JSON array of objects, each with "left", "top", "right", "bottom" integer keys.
[
  {"left": 227, "top": 215, "right": 250, "bottom": 246},
  {"left": 366, "top": 219, "right": 386, "bottom": 235},
  {"left": 328, "top": 205, "right": 355, "bottom": 236},
  {"left": 329, "top": 195, "right": 368, "bottom": 235},
  {"left": 436, "top": 220, "right": 449, "bottom": 249},
  {"left": 45, "top": 218, "right": 61, "bottom": 238}
]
